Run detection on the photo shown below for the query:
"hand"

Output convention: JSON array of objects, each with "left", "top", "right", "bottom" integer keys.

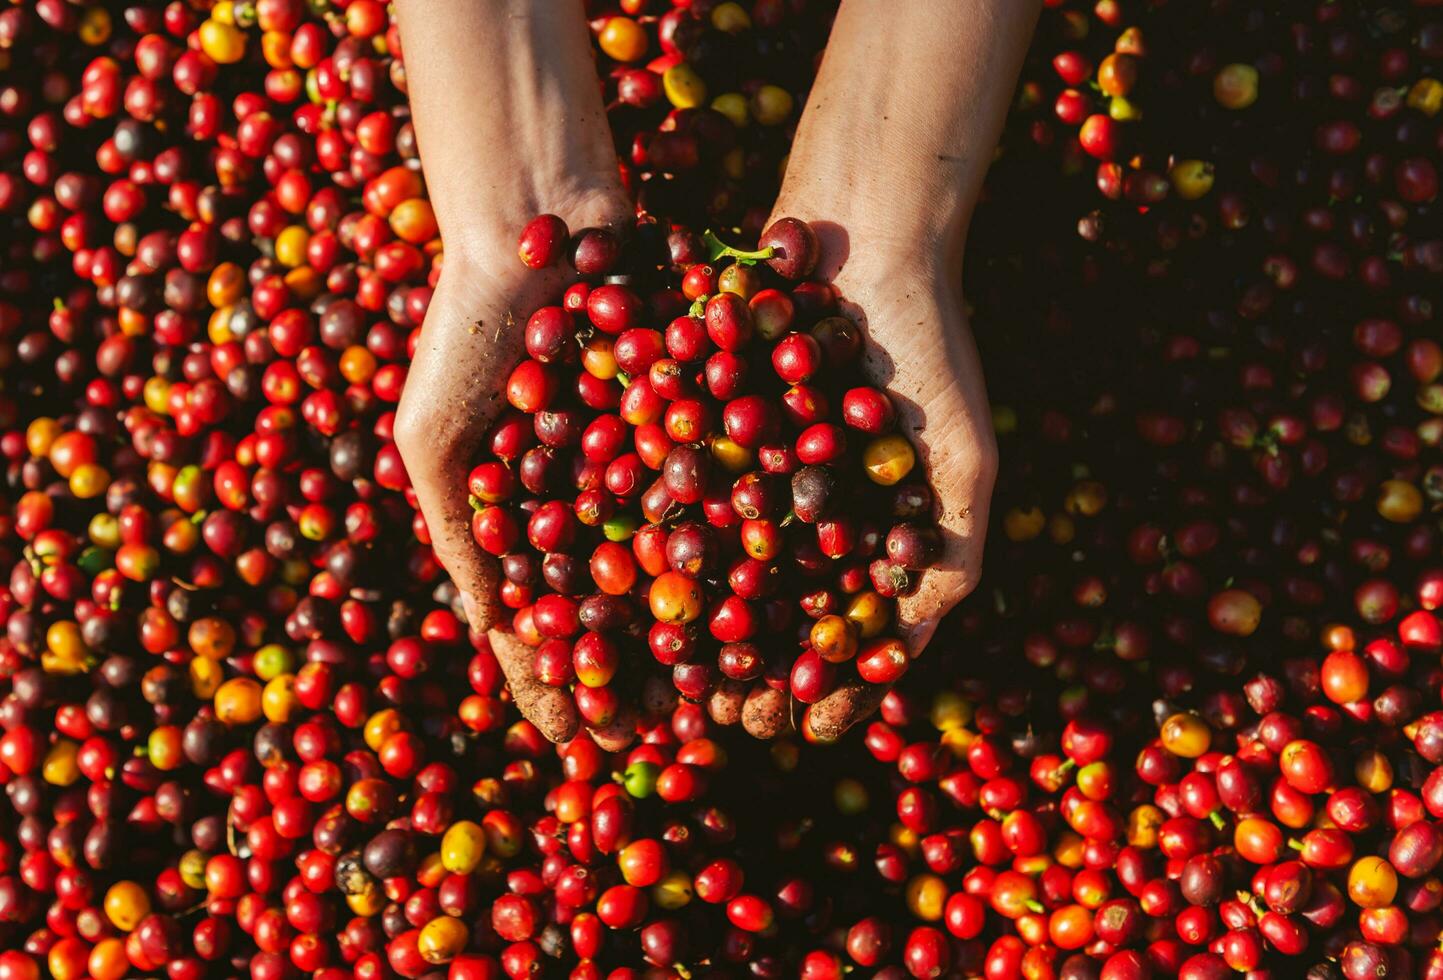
[
  {"left": 393, "top": 0, "right": 640, "bottom": 747},
  {"left": 394, "top": 192, "right": 637, "bottom": 750},
  {"left": 716, "top": 0, "right": 1031, "bottom": 741},
  {"left": 743, "top": 220, "right": 999, "bottom": 743}
]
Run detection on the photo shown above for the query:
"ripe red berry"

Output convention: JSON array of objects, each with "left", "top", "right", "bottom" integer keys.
[{"left": 517, "top": 214, "right": 569, "bottom": 268}]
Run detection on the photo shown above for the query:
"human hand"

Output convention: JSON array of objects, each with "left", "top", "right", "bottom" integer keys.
[
  {"left": 394, "top": 193, "right": 636, "bottom": 750},
  {"left": 742, "top": 219, "right": 999, "bottom": 743},
  {"left": 724, "top": 0, "right": 1030, "bottom": 740},
  {"left": 393, "top": 0, "right": 644, "bottom": 747}
]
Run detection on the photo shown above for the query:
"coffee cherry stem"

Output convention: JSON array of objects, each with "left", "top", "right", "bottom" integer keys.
[
  {"left": 702, "top": 230, "right": 775, "bottom": 266},
  {"left": 1235, "top": 891, "right": 1265, "bottom": 916}
]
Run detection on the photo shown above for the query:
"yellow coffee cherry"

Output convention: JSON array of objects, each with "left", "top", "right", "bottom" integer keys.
[
  {"left": 275, "top": 226, "right": 310, "bottom": 267},
  {"left": 1159, "top": 713, "right": 1211, "bottom": 758},
  {"left": 199, "top": 19, "right": 247, "bottom": 64},
  {"left": 663, "top": 64, "right": 707, "bottom": 109},
  {"left": 441, "top": 820, "right": 487, "bottom": 875},
  {"left": 103, "top": 880, "right": 151, "bottom": 931},
  {"left": 653, "top": 870, "right": 694, "bottom": 910},
  {"left": 1377, "top": 479, "right": 1422, "bottom": 523},
  {"left": 750, "top": 84, "right": 793, "bottom": 126},
  {"left": 1348, "top": 857, "right": 1398, "bottom": 909},
  {"left": 1169, "top": 160, "right": 1215, "bottom": 200},
  {"left": 862, "top": 435, "right": 916, "bottom": 486},
  {"left": 597, "top": 16, "right": 648, "bottom": 63},
  {"left": 78, "top": 6, "right": 112, "bottom": 45},
  {"left": 364, "top": 708, "right": 404, "bottom": 751},
  {"left": 417, "top": 916, "right": 469, "bottom": 964},
  {"left": 262, "top": 674, "right": 299, "bottom": 723},
  {"left": 190, "top": 657, "right": 224, "bottom": 699},
  {"left": 843, "top": 591, "right": 890, "bottom": 638},
  {"left": 905, "top": 874, "right": 948, "bottom": 921},
  {"left": 931, "top": 691, "right": 973, "bottom": 732},
  {"left": 1214, "top": 64, "right": 1259, "bottom": 110},
  {"left": 711, "top": 92, "right": 749, "bottom": 128},
  {"left": 26, "top": 418, "right": 61, "bottom": 458},
  {"left": 710, "top": 2, "right": 750, "bottom": 33},
  {"left": 214, "top": 677, "right": 263, "bottom": 726},
  {"left": 710, "top": 435, "right": 753, "bottom": 473},
  {"left": 43, "top": 740, "right": 80, "bottom": 787},
  {"left": 1004, "top": 506, "right": 1046, "bottom": 541}
]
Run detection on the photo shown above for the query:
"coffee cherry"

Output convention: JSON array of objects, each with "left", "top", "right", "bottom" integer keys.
[
  {"left": 517, "top": 214, "right": 569, "bottom": 269},
  {"left": 759, "top": 217, "right": 819, "bottom": 280}
]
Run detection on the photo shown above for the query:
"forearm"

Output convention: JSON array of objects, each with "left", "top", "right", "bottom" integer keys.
[
  {"left": 776, "top": 0, "right": 1041, "bottom": 272},
  {"left": 395, "top": 0, "right": 622, "bottom": 262}
]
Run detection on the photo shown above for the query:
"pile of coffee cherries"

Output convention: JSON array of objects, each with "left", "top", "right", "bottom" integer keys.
[
  {"left": 2, "top": 0, "right": 1443, "bottom": 977},
  {"left": 0, "top": 0, "right": 873, "bottom": 977},
  {"left": 474, "top": 212, "right": 936, "bottom": 736}
]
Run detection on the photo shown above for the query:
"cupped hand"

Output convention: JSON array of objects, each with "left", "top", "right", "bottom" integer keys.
[
  {"left": 394, "top": 193, "right": 635, "bottom": 750},
  {"left": 744, "top": 222, "right": 999, "bottom": 743}
]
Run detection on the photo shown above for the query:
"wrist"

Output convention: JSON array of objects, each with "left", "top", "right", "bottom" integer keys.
[
  {"left": 443, "top": 177, "right": 632, "bottom": 272},
  {"left": 770, "top": 193, "right": 967, "bottom": 288},
  {"left": 773, "top": 163, "right": 970, "bottom": 282}
]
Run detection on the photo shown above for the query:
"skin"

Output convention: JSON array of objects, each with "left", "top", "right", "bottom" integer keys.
[{"left": 395, "top": 0, "right": 1040, "bottom": 747}]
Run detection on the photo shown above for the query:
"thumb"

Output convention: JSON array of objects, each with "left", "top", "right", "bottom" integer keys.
[{"left": 587, "top": 705, "right": 638, "bottom": 753}]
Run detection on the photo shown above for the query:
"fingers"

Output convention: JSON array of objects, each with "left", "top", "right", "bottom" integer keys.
[
  {"left": 586, "top": 706, "right": 638, "bottom": 753},
  {"left": 742, "top": 685, "right": 792, "bottom": 739},
  {"left": 488, "top": 624, "right": 635, "bottom": 748},
  {"left": 487, "top": 629, "right": 635, "bottom": 749},
  {"left": 707, "top": 681, "right": 747, "bottom": 727},
  {"left": 801, "top": 679, "right": 890, "bottom": 743},
  {"left": 486, "top": 629, "right": 580, "bottom": 744}
]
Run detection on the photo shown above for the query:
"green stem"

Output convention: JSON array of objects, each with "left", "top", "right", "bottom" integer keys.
[{"left": 703, "top": 230, "right": 774, "bottom": 266}]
